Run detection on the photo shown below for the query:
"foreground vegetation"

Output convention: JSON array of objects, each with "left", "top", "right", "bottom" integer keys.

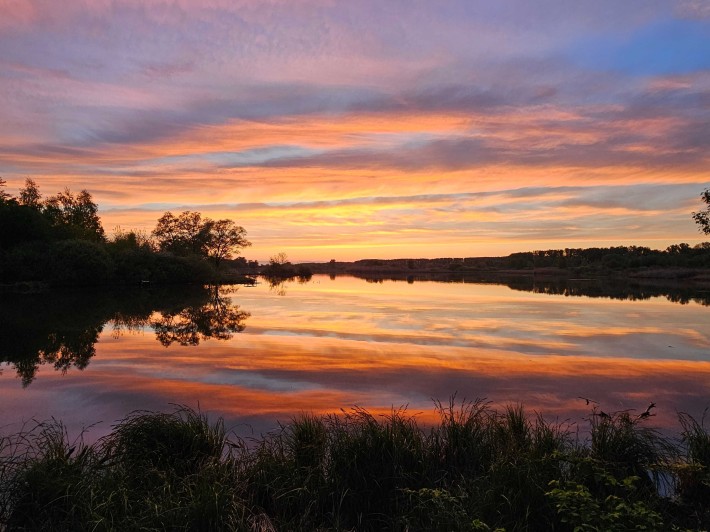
[{"left": 1, "top": 402, "right": 709, "bottom": 531}]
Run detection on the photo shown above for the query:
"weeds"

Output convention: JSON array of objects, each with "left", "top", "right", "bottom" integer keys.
[
  {"left": 0, "top": 400, "right": 708, "bottom": 531},
  {"left": 0, "top": 419, "right": 97, "bottom": 531}
]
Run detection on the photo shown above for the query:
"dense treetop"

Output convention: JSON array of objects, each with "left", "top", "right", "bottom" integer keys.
[
  {"left": 152, "top": 210, "right": 250, "bottom": 266},
  {"left": 0, "top": 179, "right": 253, "bottom": 286},
  {"left": 693, "top": 188, "right": 710, "bottom": 236}
]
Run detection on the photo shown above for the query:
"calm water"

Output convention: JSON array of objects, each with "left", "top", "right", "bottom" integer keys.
[{"left": 1, "top": 275, "right": 709, "bottom": 439}]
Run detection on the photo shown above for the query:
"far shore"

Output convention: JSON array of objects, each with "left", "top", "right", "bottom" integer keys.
[{"left": 297, "top": 257, "right": 710, "bottom": 284}]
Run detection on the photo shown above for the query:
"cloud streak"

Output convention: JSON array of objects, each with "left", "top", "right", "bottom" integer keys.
[{"left": 0, "top": 0, "right": 708, "bottom": 259}]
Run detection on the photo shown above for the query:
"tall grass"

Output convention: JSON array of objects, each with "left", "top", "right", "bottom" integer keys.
[
  {"left": 1, "top": 401, "right": 709, "bottom": 531},
  {"left": 676, "top": 409, "right": 710, "bottom": 528},
  {"left": 0, "top": 419, "right": 97, "bottom": 531}
]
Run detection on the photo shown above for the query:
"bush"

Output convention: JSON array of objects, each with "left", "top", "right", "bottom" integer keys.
[
  {"left": 2, "top": 403, "right": 710, "bottom": 530},
  {"left": 676, "top": 411, "right": 710, "bottom": 505},
  {"left": 2, "top": 421, "right": 96, "bottom": 531},
  {"left": 2, "top": 241, "right": 51, "bottom": 282},
  {"left": 48, "top": 240, "right": 114, "bottom": 286},
  {"left": 150, "top": 253, "right": 218, "bottom": 284},
  {"left": 547, "top": 472, "right": 664, "bottom": 532},
  {"left": 109, "top": 247, "right": 156, "bottom": 284}
]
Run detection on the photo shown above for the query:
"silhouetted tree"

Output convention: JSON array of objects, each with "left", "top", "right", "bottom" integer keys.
[
  {"left": 19, "top": 178, "right": 42, "bottom": 209},
  {"left": 0, "top": 200, "right": 52, "bottom": 250},
  {"left": 262, "top": 252, "right": 295, "bottom": 278},
  {"left": 0, "top": 177, "right": 11, "bottom": 203},
  {"left": 693, "top": 189, "right": 710, "bottom": 235},
  {"left": 666, "top": 243, "right": 691, "bottom": 254},
  {"left": 205, "top": 218, "right": 251, "bottom": 267},
  {"left": 151, "top": 286, "right": 250, "bottom": 346},
  {"left": 152, "top": 211, "right": 212, "bottom": 256},
  {"left": 109, "top": 226, "right": 152, "bottom": 251},
  {"left": 44, "top": 187, "right": 105, "bottom": 241},
  {"left": 260, "top": 253, "right": 311, "bottom": 292},
  {"left": 272, "top": 252, "right": 289, "bottom": 265},
  {"left": 48, "top": 240, "right": 113, "bottom": 285},
  {"left": 152, "top": 211, "right": 250, "bottom": 265}
]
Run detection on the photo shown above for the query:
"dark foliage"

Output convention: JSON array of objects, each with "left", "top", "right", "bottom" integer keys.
[
  {"left": 0, "top": 285, "right": 250, "bottom": 386},
  {"left": 48, "top": 239, "right": 114, "bottom": 286},
  {"left": 2, "top": 403, "right": 707, "bottom": 531},
  {"left": 152, "top": 210, "right": 251, "bottom": 266},
  {"left": 692, "top": 189, "right": 710, "bottom": 235},
  {"left": 261, "top": 253, "right": 313, "bottom": 289},
  {"left": 0, "top": 183, "right": 252, "bottom": 287},
  {"left": 308, "top": 243, "right": 710, "bottom": 279}
]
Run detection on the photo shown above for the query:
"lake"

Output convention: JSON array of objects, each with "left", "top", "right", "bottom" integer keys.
[{"left": 1, "top": 274, "right": 709, "bottom": 440}]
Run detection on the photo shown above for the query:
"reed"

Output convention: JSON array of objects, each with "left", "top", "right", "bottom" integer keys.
[
  {"left": 0, "top": 401, "right": 708, "bottom": 531},
  {"left": 676, "top": 409, "right": 710, "bottom": 520},
  {"left": 0, "top": 419, "right": 97, "bottom": 531}
]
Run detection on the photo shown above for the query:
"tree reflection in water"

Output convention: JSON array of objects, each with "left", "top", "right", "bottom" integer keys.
[
  {"left": 0, "top": 285, "right": 250, "bottom": 386},
  {"left": 266, "top": 277, "right": 288, "bottom": 296},
  {"left": 262, "top": 273, "right": 312, "bottom": 296},
  {"left": 12, "top": 327, "right": 100, "bottom": 387},
  {"left": 151, "top": 286, "right": 250, "bottom": 346},
  {"left": 353, "top": 273, "right": 710, "bottom": 306},
  {"left": 2, "top": 275, "right": 708, "bottom": 387}
]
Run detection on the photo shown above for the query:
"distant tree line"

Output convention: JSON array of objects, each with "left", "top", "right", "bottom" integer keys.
[
  {"left": 0, "top": 178, "right": 254, "bottom": 286},
  {"left": 501, "top": 243, "right": 710, "bottom": 271},
  {"left": 309, "top": 189, "right": 710, "bottom": 276},
  {"left": 314, "top": 243, "right": 710, "bottom": 276}
]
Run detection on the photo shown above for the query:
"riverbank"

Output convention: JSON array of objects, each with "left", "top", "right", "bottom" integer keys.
[
  {"left": 300, "top": 243, "right": 710, "bottom": 280},
  {"left": 1, "top": 403, "right": 708, "bottom": 530}
]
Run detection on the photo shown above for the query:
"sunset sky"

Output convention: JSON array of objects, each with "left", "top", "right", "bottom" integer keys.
[{"left": 1, "top": 0, "right": 709, "bottom": 261}]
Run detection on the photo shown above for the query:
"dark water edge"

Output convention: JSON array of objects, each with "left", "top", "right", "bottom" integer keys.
[
  {"left": 1, "top": 275, "right": 709, "bottom": 387},
  {"left": 344, "top": 272, "right": 710, "bottom": 306}
]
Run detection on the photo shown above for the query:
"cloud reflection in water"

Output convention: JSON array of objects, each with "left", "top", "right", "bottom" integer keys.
[{"left": 1, "top": 276, "right": 708, "bottom": 440}]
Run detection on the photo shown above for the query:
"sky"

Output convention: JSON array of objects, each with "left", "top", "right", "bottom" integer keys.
[{"left": 0, "top": 0, "right": 709, "bottom": 262}]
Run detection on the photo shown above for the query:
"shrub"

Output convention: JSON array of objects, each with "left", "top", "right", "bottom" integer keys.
[
  {"left": 2, "top": 241, "right": 51, "bottom": 282},
  {"left": 48, "top": 240, "right": 114, "bottom": 286},
  {"left": 2, "top": 403, "right": 710, "bottom": 530},
  {"left": 676, "top": 411, "right": 710, "bottom": 505},
  {"left": 547, "top": 471, "right": 664, "bottom": 531},
  {"left": 2, "top": 420, "right": 96, "bottom": 531}
]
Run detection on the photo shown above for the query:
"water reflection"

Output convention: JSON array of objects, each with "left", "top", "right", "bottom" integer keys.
[
  {"left": 151, "top": 286, "right": 250, "bottom": 346},
  {"left": 502, "top": 276, "right": 710, "bottom": 306},
  {"left": 265, "top": 278, "right": 289, "bottom": 296},
  {"left": 0, "top": 286, "right": 249, "bottom": 385},
  {"left": 9, "top": 326, "right": 99, "bottom": 387},
  {"left": 1, "top": 275, "right": 709, "bottom": 442},
  {"left": 349, "top": 273, "right": 710, "bottom": 306},
  {"left": 263, "top": 274, "right": 313, "bottom": 296}
]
